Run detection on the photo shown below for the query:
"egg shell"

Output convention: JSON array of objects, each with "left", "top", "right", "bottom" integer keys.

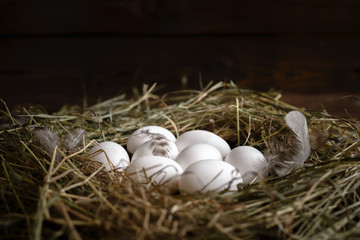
[
  {"left": 131, "top": 138, "right": 179, "bottom": 161},
  {"left": 87, "top": 141, "right": 130, "bottom": 172},
  {"left": 126, "top": 156, "right": 183, "bottom": 188},
  {"left": 175, "top": 130, "right": 230, "bottom": 158},
  {"left": 127, "top": 125, "right": 176, "bottom": 154},
  {"left": 174, "top": 143, "right": 222, "bottom": 170},
  {"left": 179, "top": 160, "right": 243, "bottom": 194},
  {"left": 225, "top": 146, "right": 268, "bottom": 184}
]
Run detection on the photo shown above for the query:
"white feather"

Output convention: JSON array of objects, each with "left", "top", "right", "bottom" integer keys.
[
  {"left": 275, "top": 110, "right": 311, "bottom": 176},
  {"left": 264, "top": 110, "right": 311, "bottom": 176},
  {"left": 284, "top": 111, "right": 311, "bottom": 168}
]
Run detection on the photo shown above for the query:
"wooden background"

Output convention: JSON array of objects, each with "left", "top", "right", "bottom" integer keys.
[{"left": 1, "top": 0, "right": 360, "bottom": 118}]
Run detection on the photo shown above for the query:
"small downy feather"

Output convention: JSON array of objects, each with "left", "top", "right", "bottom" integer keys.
[
  {"left": 31, "top": 127, "right": 61, "bottom": 161},
  {"left": 309, "top": 124, "right": 332, "bottom": 151},
  {"left": 148, "top": 135, "right": 171, "bottom": 158},
  {"left": 264, "top": 110, "right": 311, "bottom": 176},
  {"left": 63, "top": 128, "right": 86, "bottom": 152}
]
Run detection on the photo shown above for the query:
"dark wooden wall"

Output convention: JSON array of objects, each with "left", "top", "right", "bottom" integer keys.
[{"left": 1, "top": 0, "right": 360, "bottom": 116}]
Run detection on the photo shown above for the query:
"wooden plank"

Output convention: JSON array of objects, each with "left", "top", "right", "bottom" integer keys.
[
  {"left": 1, "top": 35, "right": 360, "bottom": 112},
  {"left": 281, "top": 93, "right": 360, "bottom": 119},
  {"left": 1, "top": 0, "right": 359, "bottom": 35}
]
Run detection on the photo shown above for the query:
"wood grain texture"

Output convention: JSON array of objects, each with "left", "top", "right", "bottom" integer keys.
[
  {"left": 1, "top": 35, "right": 359, "bottom": 112},
  {"left": 1, "top": 0, "right": 360, "bottom": 35},
  {"left": 0, "top": 0, "right": 359, "bottom": 118}
]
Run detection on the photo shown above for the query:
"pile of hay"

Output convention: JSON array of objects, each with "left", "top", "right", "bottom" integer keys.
[{"left": 1, "top": 82, "right": 359, "bottom": 240}]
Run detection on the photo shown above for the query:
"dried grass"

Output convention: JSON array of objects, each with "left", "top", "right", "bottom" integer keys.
[{"left": 1, "top": 81, "right": 359, "bottom": 240}]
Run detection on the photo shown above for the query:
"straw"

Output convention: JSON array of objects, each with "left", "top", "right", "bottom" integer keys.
[{"left": 0, "top": 81, "right": 359, "bottom": 239}]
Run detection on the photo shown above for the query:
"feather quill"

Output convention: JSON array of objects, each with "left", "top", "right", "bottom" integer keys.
[
  {"left": 31, "top": 127, "right": 61, "bottom": 161},
  {"left": 264, "top": 110, "right": 311, "bottom": 176},
  {"left": 63, "top": 128, "right": 86, "bottom": 152}
]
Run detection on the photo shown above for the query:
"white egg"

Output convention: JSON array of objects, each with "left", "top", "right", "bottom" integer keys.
[
  {"left": 175, "top": 130, "right": 230, "bottom": 158},
  {"left": 131, "top": 137, "right": 179, "bottom": 161},
  {"left": 174, "top": 143, "right": 222, "bottom": 170},
  {"left": 127, "top": 125, "right": 176, "bottom": 154},
  {"left": 179, "top": 160, "right": 243, "bottom": 194},
  {"left": 87, "top": 141, "right": 130, "bottom": 172},
  {"left": 225, "top": 146, "right": 268, "bottom": 184},
  {"left": 126, "top": 156, "right": 183, "bottom": 188}
]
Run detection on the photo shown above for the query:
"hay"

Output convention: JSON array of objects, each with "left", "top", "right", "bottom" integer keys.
[{"left": 1, "top": 81, "right": 359, "bottom": 240}]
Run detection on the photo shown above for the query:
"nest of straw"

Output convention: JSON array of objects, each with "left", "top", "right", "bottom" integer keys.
[{"left": 1, "top": 81, "right": 359, "bottom": 240}]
